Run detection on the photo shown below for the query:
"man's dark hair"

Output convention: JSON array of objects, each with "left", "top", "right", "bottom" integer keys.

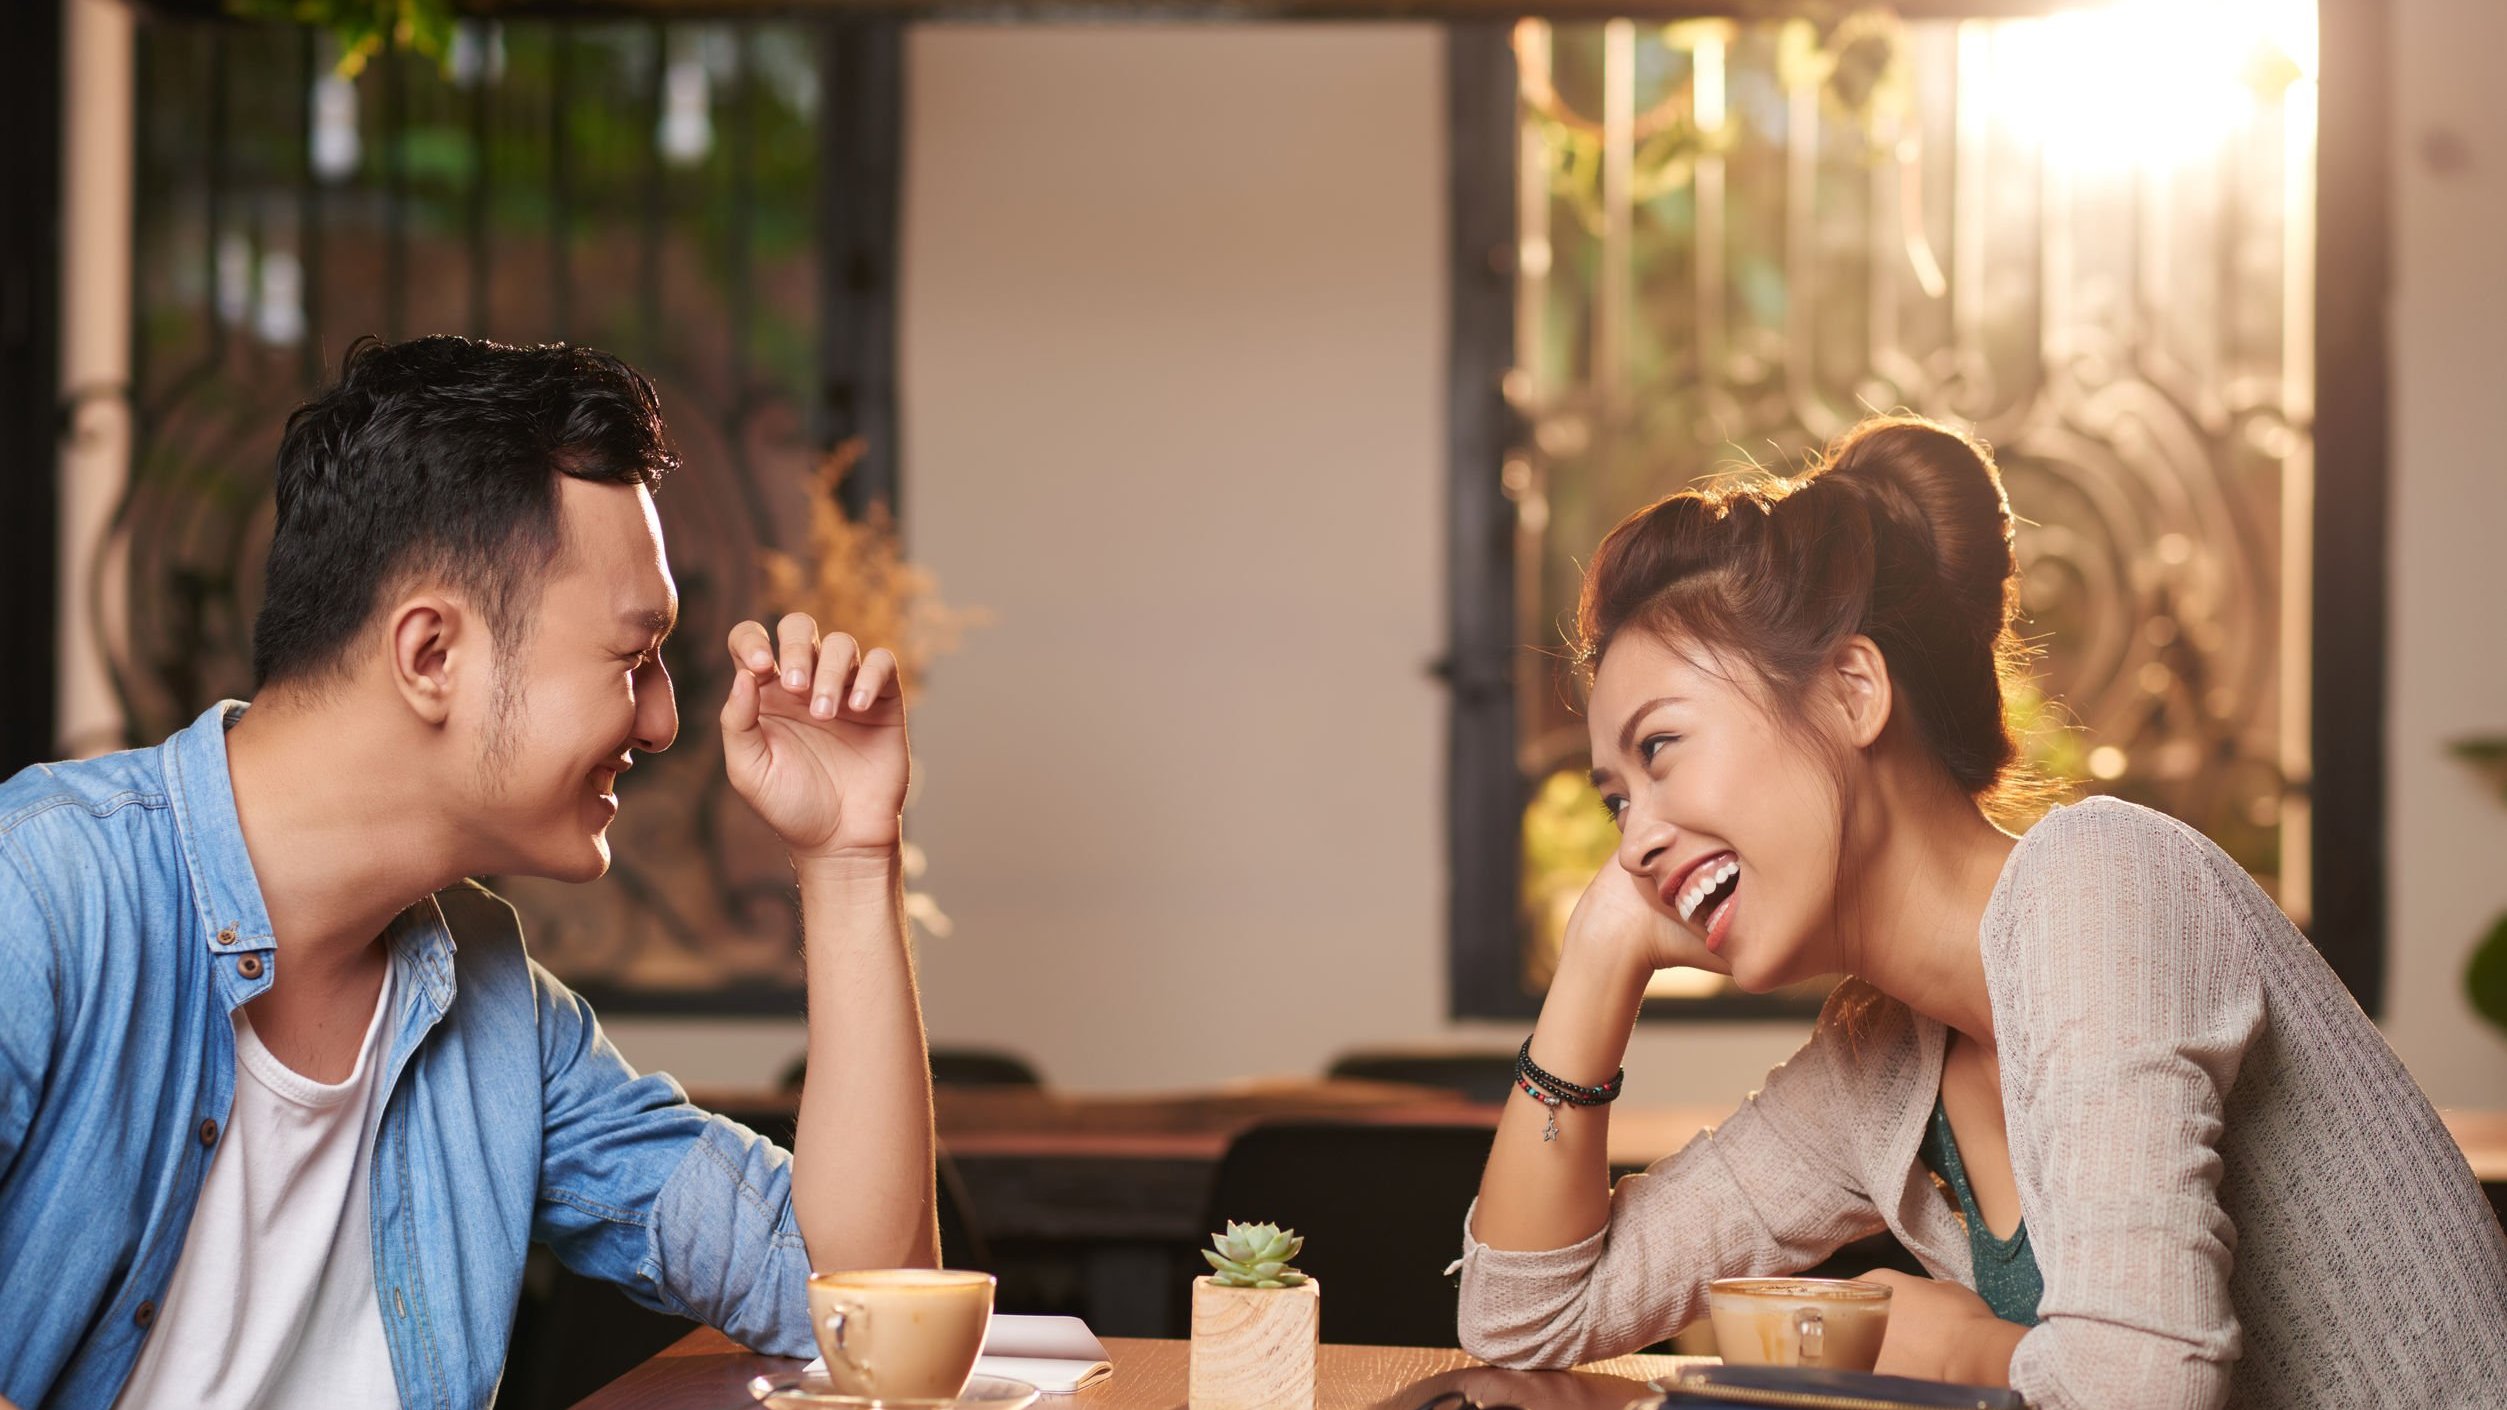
[{"left": 252, "top": 335, "right": 677, "bottom": 688}]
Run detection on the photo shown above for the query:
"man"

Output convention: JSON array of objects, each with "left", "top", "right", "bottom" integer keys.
[{"left": 0, "top": 336, "right": 936, "bottom": 1408}]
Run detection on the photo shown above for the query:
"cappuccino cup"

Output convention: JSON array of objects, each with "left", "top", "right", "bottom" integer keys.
[
  {"left": 807, "top": 1268, "right": 997, "bottom": 1400},
  {"left": 1704, "top": 1277, "right": 1891, "bottom": 1371}
]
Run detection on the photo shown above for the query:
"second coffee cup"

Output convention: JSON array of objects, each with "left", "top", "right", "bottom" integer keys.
[{"left": 1703, "top": 1277, "right": 1892, "bottom": 1371}]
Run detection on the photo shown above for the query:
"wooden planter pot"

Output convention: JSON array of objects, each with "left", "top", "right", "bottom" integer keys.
[{"left": 1188, "top": 1275, "right": 1320, "bottom": 1410}]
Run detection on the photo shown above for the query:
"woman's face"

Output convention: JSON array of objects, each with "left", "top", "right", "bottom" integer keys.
[{"left": 1586, "top": 630, "right": 1851, "bottom": 992}]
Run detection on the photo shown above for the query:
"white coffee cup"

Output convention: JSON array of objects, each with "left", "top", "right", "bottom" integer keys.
[{"left": 806, "top": 1268, "right": 997, "bottom": 1400}]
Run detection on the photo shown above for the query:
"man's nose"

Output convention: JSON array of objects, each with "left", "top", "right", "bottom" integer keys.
[{"left": 634, "top": 664, "right": 680, "bottom": 754}]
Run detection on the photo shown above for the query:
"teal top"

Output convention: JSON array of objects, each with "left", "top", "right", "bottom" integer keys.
[{"left": 1917, "top": 1096, "right": 2044, "bottom": 1327}]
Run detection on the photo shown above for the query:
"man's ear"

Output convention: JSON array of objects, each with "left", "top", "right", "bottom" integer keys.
[
  {"left": 1831, "top": 634, "right": 1894, "bottom": 750},
  {"left": 388, "top": 594, "right": 466, "bottom": 727}
]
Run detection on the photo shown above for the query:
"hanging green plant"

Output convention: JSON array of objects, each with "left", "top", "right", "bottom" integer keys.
[
  {"left": 2468, "top": 912, "right": 2507, "bottom": 1037},
  {"left": 2451, "top": 735, "right": 2507, "bottom": 806},
  {"left": 2451, "top": 735, "right": 2507, "bottom": 1039},
  {"left": 224, "top": 0, "right": 456, "bottom": 78}
]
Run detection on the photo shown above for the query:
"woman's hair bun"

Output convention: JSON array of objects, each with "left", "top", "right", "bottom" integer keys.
[
  {"left": 1578, "top": 414, "right": 2030, "bottom": 803},
  {"left": 1798, "top": 417, "right": 2018, "bottom": 653}
]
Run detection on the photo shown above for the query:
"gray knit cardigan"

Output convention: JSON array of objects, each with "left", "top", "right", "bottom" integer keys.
[{"left": 1455, "top": 797, "right": 2507, "bottom": 1408}]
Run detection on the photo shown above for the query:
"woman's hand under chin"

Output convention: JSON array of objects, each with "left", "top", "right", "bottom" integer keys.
[
  {"left": 1860, "top": 1269, "right": 2028, "bottom": 1386},
  {"left": 1562, "top": 862, "right": 1730, "bottom": 979}
]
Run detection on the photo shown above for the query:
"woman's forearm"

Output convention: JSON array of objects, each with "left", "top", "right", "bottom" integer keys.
[{"left": 1468, "top": 936, "right": 1652, "bottom": 1251}]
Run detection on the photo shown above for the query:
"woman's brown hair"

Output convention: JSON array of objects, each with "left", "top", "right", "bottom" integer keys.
[{"left": 1576, "top": 414, "right": 2033, "bottom": 812}]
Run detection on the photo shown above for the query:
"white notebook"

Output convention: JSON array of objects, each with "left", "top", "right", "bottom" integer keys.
[{"left": 802, "top": 1313, "right": 1114, "bottom": 1395}]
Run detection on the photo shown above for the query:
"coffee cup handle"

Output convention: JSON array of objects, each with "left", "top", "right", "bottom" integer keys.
[
  {"left": 822, "top": 1302, "right": 873, "bottom": 1384},
  {"left": 1793, "top": 1306, "right": 1824, "bottom": 1366}
]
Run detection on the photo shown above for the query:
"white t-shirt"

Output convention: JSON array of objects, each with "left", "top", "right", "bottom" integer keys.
[{"left": 114, "top": 964, "right": 402, "bottom": 1409}]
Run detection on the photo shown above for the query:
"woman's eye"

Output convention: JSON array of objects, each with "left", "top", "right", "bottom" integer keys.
[
  {"left": 1640, "top": 733, "right": 1680, "bottom": 764},
  {"left": 1599, "top": 794, "right": 1628, "bottom": 828}
]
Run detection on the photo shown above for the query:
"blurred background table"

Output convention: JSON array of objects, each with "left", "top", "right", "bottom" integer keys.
[
  {"left": 692, "top": 1081, "right": 2507, "bottom": 1246},
  {"left": 569, "top": 1329, "right": 1709, "bottom": 1410}
]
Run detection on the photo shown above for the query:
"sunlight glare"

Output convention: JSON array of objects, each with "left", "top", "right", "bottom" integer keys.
[{"left": 1990, "top": 0, "right": 2317, "bottom": 171}]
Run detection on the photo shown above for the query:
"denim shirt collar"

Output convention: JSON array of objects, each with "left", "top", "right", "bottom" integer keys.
[
  {"left": 158, "top": 700, "right": 460, "bottom": 1020},
  {"left": 160, "top": 701, "right": 276, "bottom": 959}
]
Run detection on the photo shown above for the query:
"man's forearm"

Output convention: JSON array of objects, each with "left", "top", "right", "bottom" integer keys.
[{"left": 790, "top": 849, "right": 939, "bottom": 1272}]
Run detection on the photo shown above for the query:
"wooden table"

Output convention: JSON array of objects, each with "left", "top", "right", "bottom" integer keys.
[{"left": 571, "top": 1329, "right": 1710, "bottom": 1410}]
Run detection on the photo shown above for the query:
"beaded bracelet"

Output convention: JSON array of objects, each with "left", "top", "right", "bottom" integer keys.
[{"left": 1514, "top": 1037, "right": 1626, "bottom": 1142}]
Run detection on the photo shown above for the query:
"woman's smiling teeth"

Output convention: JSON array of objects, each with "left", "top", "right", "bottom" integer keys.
[{"left": 1677, "top": 854, "right": 1740, "bottom": 924}]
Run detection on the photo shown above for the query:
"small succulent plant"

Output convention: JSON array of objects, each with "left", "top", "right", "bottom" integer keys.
[{"left": 1202, "top": 1220, "right": 1308, "bottom": 1288}]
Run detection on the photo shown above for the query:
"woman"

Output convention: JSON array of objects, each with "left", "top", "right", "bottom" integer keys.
[{"left": 1457, "top": 416, "right": 2507, "bottom": 1408}]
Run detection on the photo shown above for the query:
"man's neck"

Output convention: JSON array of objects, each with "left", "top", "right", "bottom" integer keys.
[{"left": 223, "top": 688, "right": 464, "bottom": 978}]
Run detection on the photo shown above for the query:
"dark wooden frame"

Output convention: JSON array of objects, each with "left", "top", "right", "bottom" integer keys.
[
  {"left": 819, "top": 19, "right": 906, "bottom": 521},
  {"left": 0, "top": 0, "right": 62, "bottom": 781},
  {"left": 2309, "top": 0, "right": 2391, "bottom": 1013},
  {"left": 1446, "top": 0, "right": 2395, "bottom": 1020},
  {"left": 1444, "top": 23, "right": 1530, "bottom": 1022}
]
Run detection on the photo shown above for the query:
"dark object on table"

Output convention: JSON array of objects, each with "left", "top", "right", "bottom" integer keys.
[
  {"left": 1201, "top": 1120, "right": 1495, "bottom": 1347},
  {"left": 1326, "top": 1049, "right": 1518, "bottom": 1106},
  {"left": 1655, "top": 1364, "right": 2027, "bottom": 1409}
]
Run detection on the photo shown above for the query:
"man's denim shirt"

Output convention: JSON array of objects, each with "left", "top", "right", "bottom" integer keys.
[{"left": 0, "top": 704, "right": 814, "bottom": 1409}]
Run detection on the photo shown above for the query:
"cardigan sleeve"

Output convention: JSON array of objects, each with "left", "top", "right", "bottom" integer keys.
[
  {"left": 1990, "top": 799, "right": 2261, "bottom": 1410},
  {"left": 1455, "top": 989, "right": 1894, "bottom": 1368}
]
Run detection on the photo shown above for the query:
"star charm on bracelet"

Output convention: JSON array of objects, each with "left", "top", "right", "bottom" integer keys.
[{"left": 1516, "top": 1075, "right": 1565, "bottom": 1141}]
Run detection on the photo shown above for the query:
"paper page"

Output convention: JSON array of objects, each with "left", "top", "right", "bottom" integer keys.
[
  {"left": 980, "top": 1315, "right": 1108, "bottom": 1363},
  {"left": 799, "top": 1315, "right": 1115, "bottom": 1396},
  {"left": 978, "top": 1314, "right": 1113, "bottom": 1394}
]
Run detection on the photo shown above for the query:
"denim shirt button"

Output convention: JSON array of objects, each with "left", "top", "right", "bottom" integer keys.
[
  {"left": 133, "top": 1300, "right": 155, "bottom": 1329},
  {"left": 237, "top": 953, "right": 264, "bottom": 980},
  {"left": 216, "top": 925, "right": 237, "bottom": 946},
  {"left": 197, "top": 1118, "right": 218, "bottom": 1147}
]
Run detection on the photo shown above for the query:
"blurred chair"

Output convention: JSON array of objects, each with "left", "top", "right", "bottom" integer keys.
[
  {"left": 931, "top": 1047, "right": 1046, "bottom": 1088},
  {"left": 1326, "top": 1048, "right": 1517, "bottom": 1106},
  {"left": 934, "top": 1146, "right": 991, "bottom": 1271},
  {"left": 1200, "top": 1120, "right": 1496, "bottom": 1347},
  {"left": 780, "top": 1045, "right": 1046, "bottom": 1091},
  {"left": 500, "top": 1248, "right": 696, "bottom": 1410}
]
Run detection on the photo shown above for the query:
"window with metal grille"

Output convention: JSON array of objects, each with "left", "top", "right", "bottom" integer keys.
[{"left": 1446, "top": 3, "right": 2387, "bottom": 1020}]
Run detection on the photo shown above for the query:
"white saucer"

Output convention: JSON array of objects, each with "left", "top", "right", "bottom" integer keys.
[{"left": 747, "top": 1372, "right": 1042, "bottom": 1410}]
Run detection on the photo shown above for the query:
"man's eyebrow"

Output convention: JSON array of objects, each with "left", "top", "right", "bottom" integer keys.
[{"left": 1615, "top": 695, "right": 1686, "bottom": 757}]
